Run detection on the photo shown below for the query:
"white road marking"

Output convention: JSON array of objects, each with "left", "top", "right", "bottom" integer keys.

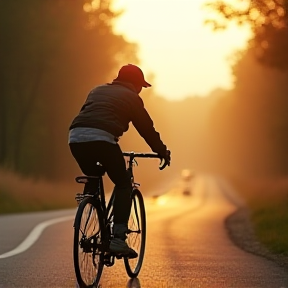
[{"left": 0, "top": 215, "right": 74, "bottom": 259}]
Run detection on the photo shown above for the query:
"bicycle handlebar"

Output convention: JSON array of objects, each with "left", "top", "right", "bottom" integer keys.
[
  {"left": 122, "top": 152, "right": 161, "bottom": 158},
  {"left": 122, "top": 151, "right": 168, "bottom": 170}
]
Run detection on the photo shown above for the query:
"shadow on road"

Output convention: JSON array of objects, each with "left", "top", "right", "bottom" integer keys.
[{"left": 126, "top": 277, "right": 141, "bottom": 288}]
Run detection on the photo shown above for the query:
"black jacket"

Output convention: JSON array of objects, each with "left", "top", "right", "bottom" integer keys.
[{"left": 69, "top": 81, "right": 167, "bottom": 155}]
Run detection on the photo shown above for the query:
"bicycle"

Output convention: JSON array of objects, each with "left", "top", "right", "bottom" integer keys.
[{"left": 73, "top": 151, "right": 165, "bottom": 288}]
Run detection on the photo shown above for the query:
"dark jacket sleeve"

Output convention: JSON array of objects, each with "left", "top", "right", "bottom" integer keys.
[{"left": 131, "top": 97, "right": 167, "bottom": 155}]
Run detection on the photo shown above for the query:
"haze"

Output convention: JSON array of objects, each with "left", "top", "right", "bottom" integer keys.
[
  {"left": 112, "top": 0, "right": 251, "bottom": 100},
  {"left": 2, "top": 0, "right": 288, "bottom": 219}
]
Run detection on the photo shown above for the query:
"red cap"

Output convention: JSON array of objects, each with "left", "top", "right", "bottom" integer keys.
[{"left": 115, "top": 64, "right": 151, "bottom": 88}]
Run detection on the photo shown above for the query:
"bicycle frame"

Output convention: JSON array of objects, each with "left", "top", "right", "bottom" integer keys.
[
  {"left": 99, "top": 152, "right": 159, "bottom": 263},
  {"left": 123, "top": 151, "right": 161, "bottom": 186},
  {"left": 104, "top": 152, "right": 147, "bottom": 225},
  {"left": 102, "top": 153, "right": 139, "bottom": 262},
  {"left": 73, "top": 151, "right": 162, "bottom": 287},
  {"left": 76, "top": 152, "right": 160, "bottom": 210}
]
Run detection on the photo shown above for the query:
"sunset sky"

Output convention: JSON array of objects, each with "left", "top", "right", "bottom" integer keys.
[{"left": 111, "top": 0, "right": 252, "bottom": 100}]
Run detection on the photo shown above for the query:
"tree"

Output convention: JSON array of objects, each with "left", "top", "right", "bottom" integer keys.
[
  {"left": 203, "top": 0, "right": 288, "bottom": 177},
  {"left": 205, "top": 0, "right": 288, "bottom": 70},
  {"left": 0, "top": 0, "right": 138, "bottom": 178}
]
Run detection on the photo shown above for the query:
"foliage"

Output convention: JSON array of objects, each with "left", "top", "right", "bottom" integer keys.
[
  {"left": 205, "top": 0, "right": 288, "bottom": 70},
  {"left": 0, "top": 168, "right": 77, "bottom": 213},
  {"left": 0, "top": 0, "right": 138, "bottom": 179},
  {"left": 203, "top": 1, "right": 288, "bottom": 177},
  {"left": 231, "top": 177, "right": 288, "bottom": 256}
]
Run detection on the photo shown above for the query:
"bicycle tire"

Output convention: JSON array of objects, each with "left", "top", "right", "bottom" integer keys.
[
  {"left": 124, "top": 188, "right": 146, "bottom": 278},
  {"left": 73, "top": 197, "right": 105, "bottom": 288}
]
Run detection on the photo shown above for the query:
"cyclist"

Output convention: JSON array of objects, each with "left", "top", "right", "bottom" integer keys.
[{"left": 68, "top": 64, "right": 171, "bottom": 258}]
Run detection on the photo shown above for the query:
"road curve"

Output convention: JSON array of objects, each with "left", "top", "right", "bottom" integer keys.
[{"left": 0, "top": 175, "right": 287, "bottom": 288}]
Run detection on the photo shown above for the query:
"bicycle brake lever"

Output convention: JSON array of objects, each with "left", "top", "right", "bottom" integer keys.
[{"left": 159, "top": 158, "right": 169, "bottom": 170}]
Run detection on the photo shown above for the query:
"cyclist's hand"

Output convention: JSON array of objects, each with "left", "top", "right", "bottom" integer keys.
[{"left": 159, "top": 150, "right": 171, "bottom": 170}]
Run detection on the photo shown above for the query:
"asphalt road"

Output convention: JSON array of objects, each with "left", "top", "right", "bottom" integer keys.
[{"left": 0, "top": 175, "right": 287, "bottom": 288}]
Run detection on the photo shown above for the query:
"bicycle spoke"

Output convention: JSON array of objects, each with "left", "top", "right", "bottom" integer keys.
[
  {"left": 74, "top": 199, "right": 104, "bottom": 288},
  {"left": 124, "top": 189, "right": 146, "bottom": 278}
]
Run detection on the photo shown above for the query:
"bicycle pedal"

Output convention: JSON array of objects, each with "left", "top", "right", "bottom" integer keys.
[
  {"left": 103, "top": 253, "right": 115, "bottom": 266},
  {"left": 104, "top": 260, "right": 114, "bottom": 267},
  {"left": 113, "top": 252, "right": 137, "bottom": 259}
]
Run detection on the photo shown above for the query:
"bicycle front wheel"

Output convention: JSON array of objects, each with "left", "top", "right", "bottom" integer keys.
[
  {"left": 73, "top": 197, "right": 105, "bottom": 288},
  {"left": 124, "top": 188, "right": 146, "bottom": 278}
]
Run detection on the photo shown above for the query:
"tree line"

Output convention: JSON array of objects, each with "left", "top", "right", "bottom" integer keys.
[
  {"left": 1, "top": 0, "right": 288, "bottom": 182},
  {"left": 0, "top": 0, "right": 138, "bottom": 179},
  {"left": 206, "top": 0, "right": 288, "bottom": 177}
]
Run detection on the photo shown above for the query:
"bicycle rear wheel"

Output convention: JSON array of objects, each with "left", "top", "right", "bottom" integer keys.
[
  {"left": 124, "top": 188, "right": 146, "bottom": 278},
  {"left": 73, "top": 197, "right": 105, "bottom": 288}
]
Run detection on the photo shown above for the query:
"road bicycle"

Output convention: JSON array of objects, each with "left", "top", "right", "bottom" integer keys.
[{"left": 73, "top": 151, "right": 164, "bottom": 288}]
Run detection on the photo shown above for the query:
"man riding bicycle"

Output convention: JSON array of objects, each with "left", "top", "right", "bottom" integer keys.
[{"left": 68, "top": 64, "right": 171, "bottom": 258}]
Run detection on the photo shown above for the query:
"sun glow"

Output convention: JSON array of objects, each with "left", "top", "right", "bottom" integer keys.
[{"left": 112, "top": 0, "right": 251, "bottom": 100}]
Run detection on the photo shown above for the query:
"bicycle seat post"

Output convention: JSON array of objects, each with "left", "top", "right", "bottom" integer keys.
[{"left": 126, "top": 153, "right": 136, "bottom": 185}]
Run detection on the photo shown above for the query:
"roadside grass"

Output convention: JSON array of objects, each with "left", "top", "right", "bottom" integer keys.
[
  {"left": 0, "top": 168, "right": 79, "bottom": 214},
  {"left": 231, "top": 177, "right": 288, "bottom": 256}
]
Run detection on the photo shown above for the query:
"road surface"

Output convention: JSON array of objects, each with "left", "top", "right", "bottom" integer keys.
[{"left": 0, "top": 175, "right": 287, "bottom": 288}]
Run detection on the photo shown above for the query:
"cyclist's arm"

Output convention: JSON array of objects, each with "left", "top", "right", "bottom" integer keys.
[{"left": 131, "top": 97, "right": 167, "bottom": 156}]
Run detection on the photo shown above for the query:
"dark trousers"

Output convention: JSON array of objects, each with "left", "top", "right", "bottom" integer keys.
[{"left": 69, "top": 141, "right": 132, "bottom": 224}]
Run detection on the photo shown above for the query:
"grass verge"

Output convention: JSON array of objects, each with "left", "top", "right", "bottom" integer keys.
[
  {"left": 0, "top": 168, "right": 78, "bottom": 214},
  {"left": 231, "top": 177, "right": 288, "bottom": 256}
]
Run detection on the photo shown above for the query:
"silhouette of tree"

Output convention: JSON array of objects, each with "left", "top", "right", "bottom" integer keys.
[
  {"left": 205, "top": 0, "right": 288, "bottom": 70},
  {"left": 0, "top": 0, "right": 138, "bottom": 178}
]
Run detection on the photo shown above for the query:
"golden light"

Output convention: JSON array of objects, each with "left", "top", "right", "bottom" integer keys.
[
  {"left": 112, "top": 0, "right": 252, "bottom": 100},
  {"left": 83, "top": 0, "right": 100, "bottom": 12},
  {"left": 181, "top": 169, "right": 193, "bottom": 181},
  {"left": 83, "top": 3, "right": 92, "bottom": 13},
  {"left": 156, "top": 195, "right": 169, "bottom": 206},
  {"left": 91, "top": 0, "right": 100, "bottom": 10},
  {"left": 250, "top": 8, "right": 260, "bottom": 21}
]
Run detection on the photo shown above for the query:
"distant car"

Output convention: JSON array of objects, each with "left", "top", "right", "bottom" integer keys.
[
  {"left": 181, "top": 169, "right": 194, "bottom": 196},
  {"left": 152, "top": 194, "right": 160, "bottom": 200},
  {"left": 181, "top": 169, "right": 193, "bottom": 181},
  {"left": 183, "top": 189, "right": 191, "bottom": 196}
]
